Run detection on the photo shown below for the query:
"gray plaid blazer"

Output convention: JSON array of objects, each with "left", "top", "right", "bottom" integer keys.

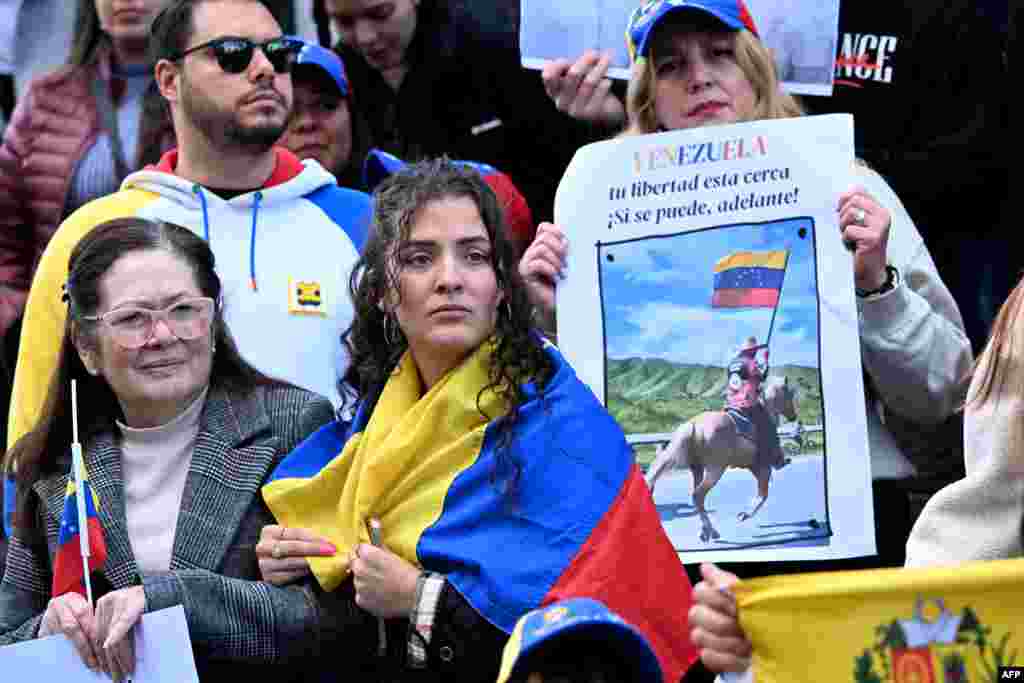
[{"left": 0, "top": 383, "right": 343, "bottom": 679}]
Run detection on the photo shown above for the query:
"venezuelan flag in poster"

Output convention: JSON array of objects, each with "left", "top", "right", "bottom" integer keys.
[
  {"left": 712, "top": 250, "right": 788, "bottom": 308},
  {"left": 733, "top": 558, "right": 1024, "bottom": 682}
]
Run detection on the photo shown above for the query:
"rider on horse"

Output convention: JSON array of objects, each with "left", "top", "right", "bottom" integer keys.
[{"left": 725, "top": 337, "right": 787, "bottom": 471}]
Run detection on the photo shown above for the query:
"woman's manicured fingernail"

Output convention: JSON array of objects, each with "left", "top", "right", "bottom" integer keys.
[{"left": 321, "top": 543, "right": 336, "bottom": 555}]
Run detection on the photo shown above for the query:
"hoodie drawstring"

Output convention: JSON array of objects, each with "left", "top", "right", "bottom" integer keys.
[
  {"left": 193, "top": 185, "right": 263, "bottom": 291},
  {"left": 193, "top": 184, "right": 211, "bottom": 242},
  {"left": 250, "top": 191, "right": 263, "bottom": 291}
]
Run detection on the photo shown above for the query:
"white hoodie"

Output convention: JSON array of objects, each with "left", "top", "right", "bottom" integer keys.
[{"left": 8, "top": 148, "right": 370, "bottom": 448}]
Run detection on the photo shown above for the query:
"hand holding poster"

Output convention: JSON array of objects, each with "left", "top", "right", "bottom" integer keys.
[
  {"left": 554, "top": 113, "right": 874, "bottom": 563},
  {"left": 519, "top": 0, "right": 842, "bottom": 95}
]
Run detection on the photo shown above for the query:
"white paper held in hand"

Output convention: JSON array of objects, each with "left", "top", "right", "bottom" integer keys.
[{"left": 0, "top": 605, "right": 199, "bottom": 682}]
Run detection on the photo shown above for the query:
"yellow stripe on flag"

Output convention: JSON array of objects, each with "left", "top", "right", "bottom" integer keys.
[
  {"left": 263, "top": 341, "right": 504, "bottom": 591},
  {"left": 734, "top": 558, "right": 1024, "bottom": 683},
  {"left": 63, "top": 477, "right": 101, "bottom": 510},
  {"left": 713, "top": 250, "right": 787, "bottom": 273}
]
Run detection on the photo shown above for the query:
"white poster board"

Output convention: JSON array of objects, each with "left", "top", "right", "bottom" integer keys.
[
  {"left": 554, "top": 114, "right": 874, "bottom": 563},
  {"left": 0, "top": 606, "right": 199, "bottom": 682},
  {"left": 519, "top": 0, "right": 841, "bottom": 96}
]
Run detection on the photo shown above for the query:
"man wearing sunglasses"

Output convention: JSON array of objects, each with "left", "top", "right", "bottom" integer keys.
[{"left": 7, "top": 0, "right": 373, "bottom": 451}]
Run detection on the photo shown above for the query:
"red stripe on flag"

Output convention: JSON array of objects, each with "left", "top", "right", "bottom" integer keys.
[
  {"left": 712, "top": 288, "right": 780, "bottom": 308},
  {"left": 52, "top": 516, "right": 107, "bottom": 597},
  {"left": 543, "top": 465, "right": 698, "bottom": 683}
]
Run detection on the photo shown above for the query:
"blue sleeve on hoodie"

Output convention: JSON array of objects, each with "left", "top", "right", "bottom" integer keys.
[
  {"left": 3, "top": 474, "right": 15, "bottom": 539},
  {"left": 306, "top": 185, "right": 372, "bottom": 251}
]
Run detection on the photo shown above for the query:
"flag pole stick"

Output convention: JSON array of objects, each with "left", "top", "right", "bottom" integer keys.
[
  {"left": 764, "top": 248, "right": 791, "bottom": 353},
  {"left": 70, "top": 379, "right": 93, "bottom": 608}
]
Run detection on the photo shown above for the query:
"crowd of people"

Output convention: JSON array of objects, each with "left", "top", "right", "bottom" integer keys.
[{"left": 0, "top": 0, "right": 1017, "bottom": 682}]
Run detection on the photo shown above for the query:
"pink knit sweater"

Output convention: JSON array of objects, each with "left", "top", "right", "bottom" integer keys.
[{"left": 0, "top": 47, "right": 172, "bottom": 335}]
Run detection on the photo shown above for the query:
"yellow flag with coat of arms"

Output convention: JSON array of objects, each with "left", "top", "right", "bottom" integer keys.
[{"left": 733, "top": 558, "right": 1023, "bottom": 683}]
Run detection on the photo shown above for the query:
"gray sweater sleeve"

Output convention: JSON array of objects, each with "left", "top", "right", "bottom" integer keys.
[
  {"left": 142, "top": 570, "right": 324, "bottom": 663},
  {"left": 0, "top": 533, "right": 49, "bottom": 646},
  {"left": 138, "top": 389, "right": 344, "bottom": 664},
  {"left": 855, "top": 166, "right": 973, "bottom": 425}
]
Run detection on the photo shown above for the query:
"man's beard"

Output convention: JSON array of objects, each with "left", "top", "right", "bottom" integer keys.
[{"left": 181, "top": 81, "right": 287, "bottom": 152}]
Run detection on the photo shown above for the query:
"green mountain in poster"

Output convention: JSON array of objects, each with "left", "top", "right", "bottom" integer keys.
[{"left": 607, "top": 357, "right": 823, "bottom": 435}]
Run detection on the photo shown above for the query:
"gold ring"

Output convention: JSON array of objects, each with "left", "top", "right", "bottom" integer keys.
[
  {"left": 854, "top": 208, "right": 866, "bottom": 225},
  {"left": 273, "top": 542, "right": 283, "bottom": 560}
]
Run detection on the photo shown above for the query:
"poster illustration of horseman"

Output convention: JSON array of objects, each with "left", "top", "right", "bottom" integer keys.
[
  {"left": 554, "top": 115, "right": 875, "bottom": 563},
  {"left": 598, "top": 219, "right": 827, "bottom": 552}
]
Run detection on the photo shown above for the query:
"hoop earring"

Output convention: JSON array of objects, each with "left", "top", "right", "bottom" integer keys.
[
  {"left": 502, "top": 300, "right": 513, "bottom": 322},
  {"left": 383, "top": 314, "right": 399, "bottom": 346}
]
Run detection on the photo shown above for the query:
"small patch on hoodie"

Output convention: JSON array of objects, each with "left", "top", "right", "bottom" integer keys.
[{"left": 288, "top": 277, "right": 328, "bottom": 316}]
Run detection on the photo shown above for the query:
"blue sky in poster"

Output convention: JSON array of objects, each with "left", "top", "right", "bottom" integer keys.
[{"left": 600, "top": 218, "right": 821, "bottom": 368}]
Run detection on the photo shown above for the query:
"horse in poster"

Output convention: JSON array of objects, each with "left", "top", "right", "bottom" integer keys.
[{"left": 645, "top": 375, "right": 800, "bottom": 542}]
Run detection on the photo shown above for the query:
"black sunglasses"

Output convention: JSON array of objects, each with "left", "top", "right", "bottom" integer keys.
[{"left": 172, "top": 36, "right": 303, "bottom": 74}]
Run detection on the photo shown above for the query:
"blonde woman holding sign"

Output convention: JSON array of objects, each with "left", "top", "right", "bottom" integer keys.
[{"left": 527, "top": 0, "right": 971, "bottom": 585}]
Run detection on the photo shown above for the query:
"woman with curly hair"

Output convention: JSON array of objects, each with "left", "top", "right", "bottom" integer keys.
[{"left": 255, "top": 158, "right": 697, "bottom": 683}]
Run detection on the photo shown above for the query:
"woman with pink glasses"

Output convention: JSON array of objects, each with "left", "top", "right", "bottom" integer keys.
[{"left": 0, "top": 217, "right": 334, "bottom": 682}]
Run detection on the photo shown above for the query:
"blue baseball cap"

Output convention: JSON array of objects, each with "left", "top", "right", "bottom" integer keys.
[
  {"left": 362, "top": 149, "right": 536, "bottom": 243},
  {"left": 362, "top": 149, "right": 409, "bottom": 191},
  {"left": 627, "top": 0, "right": 760, "bottom": 63},
  {"left": 293, "top": 41, "right": 349, "bottom": 97},
  {"left": 362, "top": 149, "right": 498, "bottom": 192},
  {"left": 496, "top": 598, "right": 663, "bottom": 683}
]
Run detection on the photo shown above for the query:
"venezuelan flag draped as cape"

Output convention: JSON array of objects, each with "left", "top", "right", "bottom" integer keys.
[
  {"left": 263, "top": 341, "right": 697, "bottom": 682},
  {"left": 735, "top": 558, "right": 1024, "bottom": 683}
]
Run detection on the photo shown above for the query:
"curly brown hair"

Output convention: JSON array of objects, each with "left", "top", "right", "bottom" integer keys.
[{"left": 341, "top": 158, "right": 554, "bottom": 467}]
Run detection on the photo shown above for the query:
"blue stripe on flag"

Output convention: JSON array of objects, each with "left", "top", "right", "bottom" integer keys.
[
  {"left": 417, "top": 344, "right": 633, "bottom": 632},
  {"left": 266, "top": 420, "right": 350, "bottom": 481},
  {"left": 713, "top": 266, "right": 785, "bottom": 292},
  {"left": 55, "top": 479, "right": 99, "bottom": 545}
]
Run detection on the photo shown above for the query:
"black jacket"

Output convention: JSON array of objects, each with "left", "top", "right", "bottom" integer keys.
[
  {"left": 335, "top": 0, "right": 597, "bottom": 223},
  {"left": 313, "top": 577, "right": 507, "bottom": 683},
  {"left": 802, "top": 0, "right": 1010, "bottom": 351},
  {"left": 802, "top": 0, "right": 1008, "bottom": 231}
]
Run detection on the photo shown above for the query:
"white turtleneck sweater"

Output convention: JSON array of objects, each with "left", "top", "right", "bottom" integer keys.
[{"left": 117, "top": 388, "right": 207, "bottom": 575}]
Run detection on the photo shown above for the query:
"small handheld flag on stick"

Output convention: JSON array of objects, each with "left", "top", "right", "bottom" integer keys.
[
  {"left": 71, "top": 380, "right": 92, "bottom": 607},
  {"left": 52, "top": 379, "right": 107, "bottom": 604}
]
